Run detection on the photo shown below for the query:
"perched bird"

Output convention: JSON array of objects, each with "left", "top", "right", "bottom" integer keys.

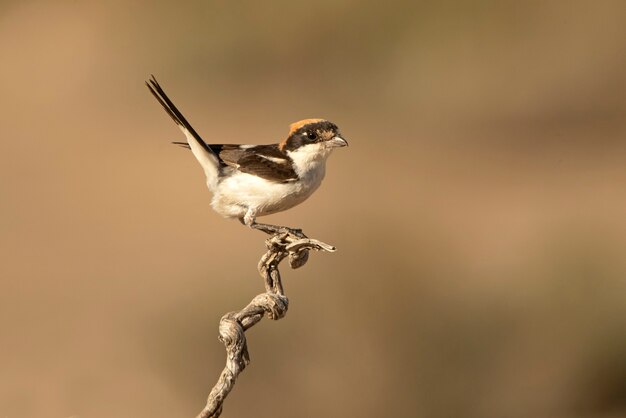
[{"left": 146, "top": 76, "right": 348, "bottom": 235}]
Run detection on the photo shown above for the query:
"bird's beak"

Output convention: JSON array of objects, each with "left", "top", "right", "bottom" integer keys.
[{"left": 328, "top": 136, "right": 348, "bottom": 148}]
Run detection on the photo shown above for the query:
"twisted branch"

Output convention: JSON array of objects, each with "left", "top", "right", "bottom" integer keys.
[{"left": 196, "top": 231, "right": 336, "bottom": 418}]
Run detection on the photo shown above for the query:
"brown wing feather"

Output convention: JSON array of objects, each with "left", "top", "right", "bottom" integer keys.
[
  {"left": 235, "top": 154, "right": 297, "bottom": 182},
  {"left": 210, "top": 144, "right": 298, "bottom": 183},
  {"left": 215, "top": 145, "right": 246, "bottom": 167}
]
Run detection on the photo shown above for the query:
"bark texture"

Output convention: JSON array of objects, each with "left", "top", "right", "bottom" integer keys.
[{"left": 196, "top": 231, "right": 336, "bottom": 418}]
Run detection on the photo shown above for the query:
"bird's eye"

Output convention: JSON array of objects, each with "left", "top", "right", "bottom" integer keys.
[{"left": 306, "top": 132, "right": 317, "bottom": 140}]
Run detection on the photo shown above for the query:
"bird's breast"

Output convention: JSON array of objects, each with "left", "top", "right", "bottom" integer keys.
[{"left": 210, "top": 164, "right": 326, "bottom": 218}]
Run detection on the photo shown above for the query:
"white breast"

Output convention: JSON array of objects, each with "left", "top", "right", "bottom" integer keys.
[
  {"left": 210, "top": 166, "right": 325, "bottom": 219},
  {"left": 209, "top": 142, "right": 333, "bottom": 219}
]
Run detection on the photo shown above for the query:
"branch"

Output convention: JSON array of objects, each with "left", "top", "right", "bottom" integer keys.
[{"left": 196, "top": 231, "right": 336, "bottom": 418}]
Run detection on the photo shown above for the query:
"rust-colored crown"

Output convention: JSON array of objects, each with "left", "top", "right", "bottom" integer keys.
[{"left": 287, "top": 119, "right": 325, "bottom": 136}]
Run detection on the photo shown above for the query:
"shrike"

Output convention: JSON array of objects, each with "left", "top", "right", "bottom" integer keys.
[{"left": 146, "top": 76, "right": 347, "bottom": 235}]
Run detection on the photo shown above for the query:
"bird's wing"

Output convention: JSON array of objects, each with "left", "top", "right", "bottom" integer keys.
[
  {"left": 146, "top": 76, "right": 220, "bottom": 183},
  {"left": 215, "top": 144, "right": 298, "bottom": 183}
]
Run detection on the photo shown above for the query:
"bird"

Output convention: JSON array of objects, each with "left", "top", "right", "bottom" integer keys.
[{"left": 146, "top": 76, "right": 348, "bottom": 236}]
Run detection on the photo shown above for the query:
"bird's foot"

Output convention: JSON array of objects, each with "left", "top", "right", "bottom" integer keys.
[
  {"left": 248, "top": 222, "right": 306, "bottom": 239},
  {"left": 278, "top": 226, "right": 306, "bottom": 239}
]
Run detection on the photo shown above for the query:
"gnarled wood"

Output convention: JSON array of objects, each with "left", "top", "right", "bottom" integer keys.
[{"left": 196, "top": 231, "right": 336, "bottom": 418}]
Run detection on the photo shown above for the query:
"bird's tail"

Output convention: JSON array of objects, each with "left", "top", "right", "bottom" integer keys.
[
  {"left": 172, "top": 141, "right": 191, "bottom": 149},
  {"left": 146, "top": 75, "right": 220, "bottom": 188}
]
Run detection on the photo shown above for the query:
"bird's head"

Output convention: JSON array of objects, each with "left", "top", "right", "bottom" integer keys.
[{"left": 279, "top": 119, "right": 348, "bottom": 160}]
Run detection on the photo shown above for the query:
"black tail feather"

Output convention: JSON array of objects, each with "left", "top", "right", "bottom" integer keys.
[
  {"left": 172, "top": 141, "right": 191, "bottom": 149},
  {"left": 146, "top": 75, "right": 215, "bottom": 156}
]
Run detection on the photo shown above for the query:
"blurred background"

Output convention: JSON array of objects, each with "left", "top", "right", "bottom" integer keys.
[{"left": 1, "top": 1, "right": 625, "bottom": 417}]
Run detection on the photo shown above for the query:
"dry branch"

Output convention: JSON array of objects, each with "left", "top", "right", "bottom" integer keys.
[{"left": 196, "top": 231, "right": 336, "bottom": 418}]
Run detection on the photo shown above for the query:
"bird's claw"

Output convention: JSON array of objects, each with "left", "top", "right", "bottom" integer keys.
[{"left": 278, "top": 227, "right": 306, "bottom": 239}]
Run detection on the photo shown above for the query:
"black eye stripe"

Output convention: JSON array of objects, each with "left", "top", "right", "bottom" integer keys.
[
  {"left": 293, "top": 121, "right": 337, "bottom": 136},
  {"left": 282, "top": 120, "right": 339, "bottom": 152}
]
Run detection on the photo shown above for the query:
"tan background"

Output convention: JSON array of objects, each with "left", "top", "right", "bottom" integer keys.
[{"left": 1, "top": 1, "right": 625, "bottom": 417}]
